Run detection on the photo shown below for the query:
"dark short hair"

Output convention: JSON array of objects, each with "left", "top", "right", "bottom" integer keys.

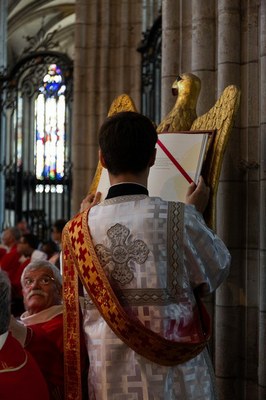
[
  {"left": 53, "top": 219, "right": 67, "bottom": 233},
  {"left": 21, "top": 233, "right": 39, "bottom": 249},
  {"left": 41, "top": 240, "right": 59, "bottom": 254},
  {"left": 98, "top": 111, "right": 158, "bottom": 175}
]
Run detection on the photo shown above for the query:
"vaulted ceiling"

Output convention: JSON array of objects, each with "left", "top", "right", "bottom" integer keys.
[{"left": 7, "top": 0, "right": 75, "bottom": 67}]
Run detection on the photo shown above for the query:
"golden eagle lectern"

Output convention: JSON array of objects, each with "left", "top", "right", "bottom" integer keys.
[{"left": 89, "top": 74, "right": 240, "bottom": 229}]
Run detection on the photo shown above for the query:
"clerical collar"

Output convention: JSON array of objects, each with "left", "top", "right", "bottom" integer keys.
[{"left": 105, "top": 183, "right": 149, "bottom": 199}]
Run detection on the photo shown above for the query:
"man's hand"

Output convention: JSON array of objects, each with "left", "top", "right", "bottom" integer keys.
[
  {"left": 80, "top": 192, "right": 102, "bottom": 213},
  {"left": 185, "top": 176, "right": 210, "bottom": 214}
]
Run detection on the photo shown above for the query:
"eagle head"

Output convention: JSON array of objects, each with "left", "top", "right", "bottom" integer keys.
[{"left": 172, "top": 73, "right": 201, "bottom": 99}]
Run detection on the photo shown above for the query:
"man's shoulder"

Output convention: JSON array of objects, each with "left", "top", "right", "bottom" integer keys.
[
  {"left": 42, "top": 313, "right": 63, "bottom": 329},
  {"left": 0, "top": 247, "right": 21, "bottom": 269},
  {"left": 0, "top": 332, "right": 27, "bottom": 369}
]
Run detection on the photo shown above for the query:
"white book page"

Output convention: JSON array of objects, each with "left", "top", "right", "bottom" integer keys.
[
  {"left": 148, "top": 133, "right": 208, "bottom": 203},
  {"left": 96, "top": 167, "right": 110, "bottom": 201}
]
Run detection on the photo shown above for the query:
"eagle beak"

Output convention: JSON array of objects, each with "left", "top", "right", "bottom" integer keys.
[
  {"left": 172, "top": 77, "right": 180, "bottom": 96},
  {"left": 172, "top": 87, "right": 178, "bottom": 96}
]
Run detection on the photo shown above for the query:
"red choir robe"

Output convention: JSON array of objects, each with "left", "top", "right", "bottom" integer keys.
[
  {"left": 0, "top": 332, "right": 49, "bottom": 400},
  {"left": 11, "top": 258, "right": 30, "bottom": 298},
  {"left": 0, "top": 244, "right": 21, "bottom": 277},
  {"left": 0, "top": 245, "right": 26, "bottom": 316},
  {"left": 21, "top": 305, "right": 89, "bottom": 399},
  {"left": 22, "top": 312, "right": 64, "bottom": 400},
  {"left": 0, "top": 247, "right": 7, "bottom": 259}
]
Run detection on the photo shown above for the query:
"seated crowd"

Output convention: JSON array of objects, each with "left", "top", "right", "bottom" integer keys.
[
  {"left": 0, "top": 218, "right": 68, "bottom": 400},
  {"left": 0, "top": 219, "right": 66, "bottom": 316}
]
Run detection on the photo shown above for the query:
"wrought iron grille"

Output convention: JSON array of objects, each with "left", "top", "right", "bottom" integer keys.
[
  {"left": 138, "top": 14, "right": 162, "bottom": 125},
  {"left": 0, "top": 51, "right": 73, "bottom": 240}
]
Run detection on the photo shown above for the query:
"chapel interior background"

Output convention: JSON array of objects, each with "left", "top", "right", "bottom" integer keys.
[{"left": 0, "top": 1, "right": 265, "bottom": 400}]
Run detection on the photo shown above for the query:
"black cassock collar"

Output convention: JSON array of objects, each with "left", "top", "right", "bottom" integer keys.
[{"left": 105, "top": 183, "right": 148, "bottom": 199}]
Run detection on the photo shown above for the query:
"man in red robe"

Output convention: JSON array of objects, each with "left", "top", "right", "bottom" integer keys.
[
  {"left": 0, "top": 270, "right": 49, "bottom": 400},
  {"left": 0, "top": 227, "right": 24, "bottom": 316},
  {"left": 9, "top": 260, "right": 64, "bottom": 400},
  {"left": 11, "top": 233, "right": 48, "bottom": 316},
  {"left": 0, "top": 227, "right": 22, "bottom": 279}
]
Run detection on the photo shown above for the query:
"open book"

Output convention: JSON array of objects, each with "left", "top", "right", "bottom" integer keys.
[{"left": 96, "top": 131, "right": 214, "bottom": 203}]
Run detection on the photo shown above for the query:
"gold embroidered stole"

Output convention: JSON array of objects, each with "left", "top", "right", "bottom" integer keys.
[
  {"left": 63, "top": 218, "right": 82, "bottom": 400},
  {"left": 63, "top": 208, "right": 211, "bottom": 399}
]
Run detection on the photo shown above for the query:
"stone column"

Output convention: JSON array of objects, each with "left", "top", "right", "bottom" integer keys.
[
  {"left": 0, "top": 0, "right": 7, "bottom": 229},
  {"left": 215, "top": 1, "right": 258, "bottom": 399},
  {"left": 191, "top": 0, "right": 216, "bottom": 115},
  {"left": 161, "top": 0, "right": 180, "bottom": 119},
  {"left": 259, "top": 1, "right": 266, "bottom": 398},
  {"left": 72, "top": 0, "right": 142, "bottom": 213}
]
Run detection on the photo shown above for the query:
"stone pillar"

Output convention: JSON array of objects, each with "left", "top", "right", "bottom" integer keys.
[
  {"left": 215, "top": 1, "right": 259, "bottom": 399},
  {"left": 259, "top": 1, "right": 266, "bottom": 398},
  {"left": 191, "top": 0, "right": 216, "bottom": 115},
  {"left": 161, "top": 0, "right": 180, "bottom": 119},
  {"left": 0, "top": 0, "right": 7, "bottom": 229},
  {"left": 214, "top": 1, "right": 242, "bottom": 398},
  {"left": 72, "top": 0, "right": 142, "bottom": 213}
]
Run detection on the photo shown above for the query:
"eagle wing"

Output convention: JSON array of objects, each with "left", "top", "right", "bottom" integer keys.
[
  {"left": 89, "top": 94, "right": 138, "bottom": 194},
  {"left": 191, "top": 85, "right": 241, "bottom": 229},
  {"left": 107, "top": 93, "right": 137, "bottom": 116}
]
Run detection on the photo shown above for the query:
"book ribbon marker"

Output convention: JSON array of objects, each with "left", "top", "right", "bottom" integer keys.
[{"left": 157, "top": 138, "right": 194, "bottom": 184}]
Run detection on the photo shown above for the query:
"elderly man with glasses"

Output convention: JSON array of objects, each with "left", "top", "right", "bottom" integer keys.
[
  {"left": 10, "top": 260, "right": 64, "bottom": 400},
  {"left": 0, "top": 269, "right": 49, "bottom": 400}
]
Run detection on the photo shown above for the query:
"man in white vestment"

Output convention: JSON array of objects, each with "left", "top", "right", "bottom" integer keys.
[{"left": 64, "top": 111, "right": 231, "bottom": 400}]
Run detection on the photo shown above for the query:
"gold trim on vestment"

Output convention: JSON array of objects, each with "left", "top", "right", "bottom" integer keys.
[{"left": 62, "top": 219, "right": 82, "bottom": 400}]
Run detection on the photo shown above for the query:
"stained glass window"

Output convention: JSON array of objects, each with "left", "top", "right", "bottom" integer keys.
[{"left": 35, "top": 64, "right": 66, "bottom": 181}]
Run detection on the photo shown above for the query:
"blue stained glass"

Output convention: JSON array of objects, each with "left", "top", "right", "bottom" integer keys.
[
  {"left": 35, "top": 64, "right": 66, "bottom": 181},
  {"left": 39, "top": 64, "right": 65, "bottom": 98}
]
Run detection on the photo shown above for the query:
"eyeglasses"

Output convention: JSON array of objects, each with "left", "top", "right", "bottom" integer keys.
[{"left": 23, "top": 275, "right": 55, "bottom": 288}]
